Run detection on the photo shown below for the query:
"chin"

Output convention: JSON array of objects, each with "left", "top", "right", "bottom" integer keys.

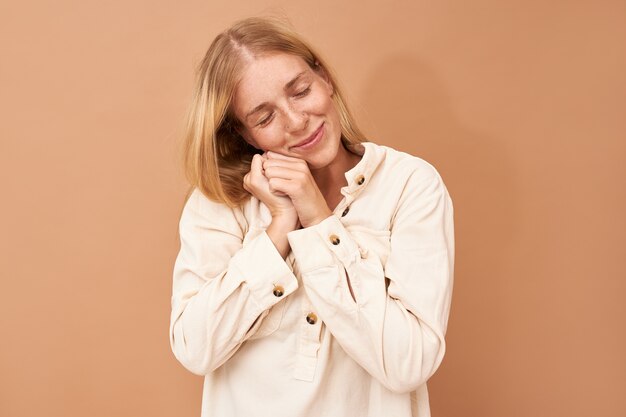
[{"left": 306, "top": 159, "right": 328, "bottom": 171}]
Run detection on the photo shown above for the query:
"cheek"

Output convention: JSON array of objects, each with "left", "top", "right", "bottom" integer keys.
[
  {"left": 299, "top": 92, "right": 336, "bottom": 119},
  {"left": 252, "top": 128, "right": 284, "bottom": 149},
  {"left": 321, "top": 96, "right": 341, "bottom": 125},
  {"left": 316, "top": 91, "right": 335, "bottom": 112}
]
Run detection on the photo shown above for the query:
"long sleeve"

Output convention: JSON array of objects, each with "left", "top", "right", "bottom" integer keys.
[
  {"left": 169, "top": 190, "right": 299, "bottom": 376},
  {"left": 286, "top": 167, "right": 454, "bottom": 394}
]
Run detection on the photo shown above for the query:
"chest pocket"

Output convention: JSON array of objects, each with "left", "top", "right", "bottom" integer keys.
[
  {"left": 344, "top": 224, "right": 391, "bottom": 267},
  {"left": 243, "top": 225, "right": 289, "bottom": 340}
]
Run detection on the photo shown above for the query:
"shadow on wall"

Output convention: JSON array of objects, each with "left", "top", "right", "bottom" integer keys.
[{"left": 359, "top": 54, "right": 520, "bottom": 415}]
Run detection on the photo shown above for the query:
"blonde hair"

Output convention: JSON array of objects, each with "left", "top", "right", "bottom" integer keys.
[{"left": 181, "top": 16, "right": 367, "bottom": 207}]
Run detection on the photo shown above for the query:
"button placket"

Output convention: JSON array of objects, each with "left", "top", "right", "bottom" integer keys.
[
  {"left": 293, "top": 298, "right": 323, "bottom": 381},
  {"left": 333, "top": 190, "right": 355, "bottom": 219},
  {"left": 299, "top": 301, "right": 321, "bottom": 344}
]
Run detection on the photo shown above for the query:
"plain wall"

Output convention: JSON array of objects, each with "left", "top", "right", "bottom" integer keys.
[{"left": 1, "top": 1, "right": 624, "bottom": 416}]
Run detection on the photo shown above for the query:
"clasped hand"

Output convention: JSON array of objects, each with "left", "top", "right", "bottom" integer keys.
[{"left": 243, "top": 151, "right": 332, "bottom": 228}]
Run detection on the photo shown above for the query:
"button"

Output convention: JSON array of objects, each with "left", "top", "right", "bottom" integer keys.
[
  {"left": 329, "top": 234, "right": 340, "bottom": 245},
  {"left": 341, "top": 207, "right": 350, "bottom": 217},
  {"left": 306, "top": 312, "right": 317, "bottom": 325},
  {"left": 355, "top": 174, "right": 365, "bottom": 185},
  {"left": 272, "top": 285, "right": 284, "bottom": 297}
]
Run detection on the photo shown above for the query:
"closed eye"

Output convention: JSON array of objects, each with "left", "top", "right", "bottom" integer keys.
[
  {"left": 257, "top": 112, "right": 274, "bottom": 127},
  {"left": 294, "top": 85, "right": 311, "bottom": 98}
]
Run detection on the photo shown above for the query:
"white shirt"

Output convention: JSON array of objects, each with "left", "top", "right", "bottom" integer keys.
[{"left": 169, "top": 141, "right": 455, "bottom": 417}]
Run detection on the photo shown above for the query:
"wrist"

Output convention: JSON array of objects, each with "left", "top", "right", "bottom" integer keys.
[
  {"left": 267, "top": 216, "right": 299, "bottom": 248},
  {"left": 269, "top": 215, "right": 299, "bottom": 231},
  {"left": 301, "top": 210, "right": 333, "bottom": 228}
]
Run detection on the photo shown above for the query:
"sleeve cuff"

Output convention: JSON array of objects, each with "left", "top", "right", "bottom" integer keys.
[
  {"left": 231, "top": 230, "right": 299, "bottom": 308},
  {"left": 287, "top": 215, "right": 362, "bottom": 272}
]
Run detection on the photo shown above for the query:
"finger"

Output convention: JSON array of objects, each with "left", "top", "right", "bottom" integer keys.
[
  {"left": 242, "top": 173, "right": 251, "bottom": 192},
  {"left": 268, "top": 177, "right": 295, "bottom": 195},
  {"left": 263, "top": 165, "right": 305, "bottom": 180},
  {"left": 270, "top": 188, "right": 288, "bottom": 197},
  {"left": 266, "top": 151, "right": 305, "bottom": 162},
  {"left": 262, "top": 157, "right": 307, "bottom": 172},
  {"left": 250, "top": 154, "right": 264, "bottom": 176}
]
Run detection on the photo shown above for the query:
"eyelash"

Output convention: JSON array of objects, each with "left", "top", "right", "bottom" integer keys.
[
  {"left": 258, "top": 114, "right": 274, "bottom": 127},
  {"left": 256, "top": 85, "right": 312, "bottom": 127},
  {"left": 294, "top": 86, "right": 311, "bottom": 98}
]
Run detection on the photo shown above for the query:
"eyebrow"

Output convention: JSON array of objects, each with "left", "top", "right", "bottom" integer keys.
[{"left": 244, "top": 71, "right": 308, "bottom": 121}]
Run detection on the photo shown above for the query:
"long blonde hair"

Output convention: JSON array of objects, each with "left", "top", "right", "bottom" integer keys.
[{"left": 181, "top": 16, "right": 367, "bottom": 207}]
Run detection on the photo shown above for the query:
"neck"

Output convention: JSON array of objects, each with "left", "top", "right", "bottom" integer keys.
[{"left": 311, "top": 142, "right": 361, "bottom": 197}]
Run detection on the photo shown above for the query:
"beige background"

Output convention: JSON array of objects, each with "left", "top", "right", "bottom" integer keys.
[{"left": 1, "top": 1, "right": 624, "bottom": 416}]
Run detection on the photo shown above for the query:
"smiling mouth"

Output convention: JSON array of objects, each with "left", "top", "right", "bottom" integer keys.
[{"left": 292, "top": 123, "right": 324, "bottom": 149}]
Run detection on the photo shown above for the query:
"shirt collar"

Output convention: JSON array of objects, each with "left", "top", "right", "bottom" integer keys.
[{"left": 340, "top": 141, "right": 385, "bottom": 199}]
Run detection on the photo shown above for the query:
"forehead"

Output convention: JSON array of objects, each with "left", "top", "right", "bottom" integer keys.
[{"left": 233, "top": 53, "right": 312, "bottom": 114}]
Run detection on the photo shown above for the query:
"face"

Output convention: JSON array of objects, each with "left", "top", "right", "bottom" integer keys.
[{"left": 231, "top": 53, "right": 343, "bottom": 170}]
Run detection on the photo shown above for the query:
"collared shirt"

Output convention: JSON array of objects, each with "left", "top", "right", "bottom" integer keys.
[{"left": 169, "top": 141, "right": 455, "bottom": 417}]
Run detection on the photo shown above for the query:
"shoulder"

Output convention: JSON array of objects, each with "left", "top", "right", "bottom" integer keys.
[
  {"left": 182, "top": 188, "right": 229, "bottom": 219},
  {"left": 368, "top": 142, "right": 444, "bottom": 187},
  {"left": 179, "top": 188, "right": 248, "bottom": 236},
  {"left": 365, "top": 144, "right": 453, "bottom": 228}
]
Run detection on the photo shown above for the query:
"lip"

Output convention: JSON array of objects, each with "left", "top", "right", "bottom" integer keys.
[{"left": 292, "top": 123, "right": 324, "bottom": 150}]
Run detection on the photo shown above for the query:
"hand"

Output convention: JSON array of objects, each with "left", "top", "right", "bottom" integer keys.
[
  {"left": 243, "top": 153, "right": 299, "bottom": 228},
  {"left": 261, "top": 151, "right": 333, "bottom": 228}
]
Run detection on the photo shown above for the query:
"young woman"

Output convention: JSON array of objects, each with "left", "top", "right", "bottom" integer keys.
[{"left": 169, "top": 16, "right": 455, "bottom": 417}]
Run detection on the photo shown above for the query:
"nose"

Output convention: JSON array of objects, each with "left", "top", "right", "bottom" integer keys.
[{"left": 284, "top": 104, "right": 309, "bottom": 133}]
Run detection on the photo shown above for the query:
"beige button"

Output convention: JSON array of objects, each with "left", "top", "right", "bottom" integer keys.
[
  {"left": 272, "top": 285, "right": 284, "bottom": 297},
  {"left": 329, "top": 234, "right": 340, "bottom": 245},
  {"left": 306, "top": 312, "right": 317, "bottom": 325},
  {"left": 355, "top": 174, "right": 365, "bottom": 185},
  {"left": 341, "top": 206, "right": 350, "bottom": 217}
]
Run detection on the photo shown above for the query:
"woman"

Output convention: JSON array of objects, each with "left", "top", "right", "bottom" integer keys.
[{"left": 169, "top": 16, "right": 454, "bottom": 417}]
